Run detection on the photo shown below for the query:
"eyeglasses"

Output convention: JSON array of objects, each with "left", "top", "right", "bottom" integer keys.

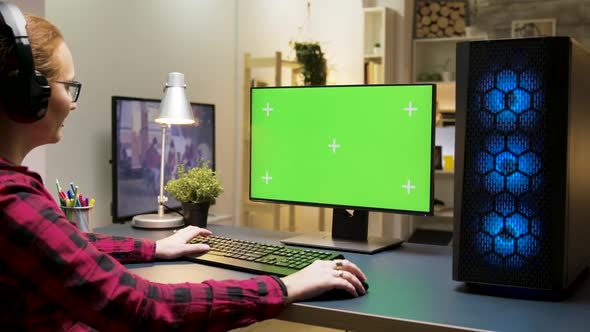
[{"left": 55, "top": 80, "right": 82, "bottom": 102}]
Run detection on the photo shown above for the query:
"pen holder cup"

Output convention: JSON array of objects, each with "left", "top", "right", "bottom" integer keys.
[{"left": 61, "top": 205, "right": 94, "bottom": 232}]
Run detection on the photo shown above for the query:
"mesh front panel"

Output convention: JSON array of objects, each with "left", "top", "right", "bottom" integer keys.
[{"left": 457, "top": 39, "right": 567, "bottom": 289}]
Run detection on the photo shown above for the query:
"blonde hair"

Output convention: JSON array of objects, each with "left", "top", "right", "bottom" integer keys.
[{"left": 24, "top": 14, "right": 64, "bottom": 82}]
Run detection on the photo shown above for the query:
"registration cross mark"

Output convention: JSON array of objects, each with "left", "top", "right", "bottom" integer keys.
[
  {"left": 402, "top": 179, "right": 416, "bottom": 194},
  {"left": 262, "top": 171, "right": 273, "bottom": 184},
  {"left": 403, "top": 101, "right": 417, "bottom": 117},
  {"left": 263, "top": 102, "right": 273, "bottom": 117},
  {"left": 328, "top": 139, "right": 341, "bottom": 153}
]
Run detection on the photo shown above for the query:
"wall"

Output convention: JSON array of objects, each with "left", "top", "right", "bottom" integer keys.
[
  {"left": 45, "top": 0, "right": 238, "bottom": 228},
  {"left": 475, "top": 0, "right": 590, "bottom": 47}
]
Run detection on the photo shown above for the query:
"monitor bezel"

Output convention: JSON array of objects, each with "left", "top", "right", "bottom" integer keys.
[
  {"left": 248, "top": 83, "right": 436, "bottom": 217},
  {"left": 111, "top": 95, "right": 216, "bottom": 224}
]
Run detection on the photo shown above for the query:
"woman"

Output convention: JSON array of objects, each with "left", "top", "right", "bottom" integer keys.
[{"left": 0, "top": 9, "right": 367, "bottom": 332}]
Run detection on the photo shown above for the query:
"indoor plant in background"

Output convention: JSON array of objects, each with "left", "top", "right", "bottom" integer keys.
[
  {"left": 373, "top": 42, "right": 381, "bottom": 55},
  {"left": 291, "top": 41, "right": 327, "bottom": 86},
  {"left": 164, "top": 161, "right": 223, "bottom": 228}
]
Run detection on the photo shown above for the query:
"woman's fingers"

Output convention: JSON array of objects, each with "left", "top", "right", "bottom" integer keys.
[
  {"left": 333, "top": 259, "right": 367, "bottom": 282},
  {"left": 174, "top": 225, "right": 213, "bottom": 241},
  {"left": 332, "top": 260, "right": 366, "bottom": 296}
]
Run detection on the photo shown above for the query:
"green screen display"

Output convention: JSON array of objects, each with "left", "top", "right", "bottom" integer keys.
[{"left": 250, "top": 84, "right": 435, "bottom": 214}]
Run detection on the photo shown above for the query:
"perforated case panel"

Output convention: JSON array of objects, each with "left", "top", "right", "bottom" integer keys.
[{"left": 455, "top": 38, "right": 570, "bottom": 289}]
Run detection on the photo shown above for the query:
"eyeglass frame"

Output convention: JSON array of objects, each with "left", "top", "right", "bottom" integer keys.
[{"left": 55, "top": 80, "right": 82, "bottom": 102}]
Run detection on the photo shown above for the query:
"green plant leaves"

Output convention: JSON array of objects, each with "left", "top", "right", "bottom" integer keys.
[
  {"left": 293, "top": 41, "right": 327, "bottom": 86},
  {"left": 164, "top": 162, "right": 223, "bottom": 203}
]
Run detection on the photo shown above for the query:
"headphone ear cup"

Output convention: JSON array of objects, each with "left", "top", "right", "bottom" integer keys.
[
  {"left": 28, "top": 70, "right": 51, "bottom": 121},
  {"left": 0, "top": 70, "right": 50, "bottom": 123}
]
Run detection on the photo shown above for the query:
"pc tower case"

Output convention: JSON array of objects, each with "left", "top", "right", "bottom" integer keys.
[{"left": 453, "top": 37, "right": 590, "bottom": 297}]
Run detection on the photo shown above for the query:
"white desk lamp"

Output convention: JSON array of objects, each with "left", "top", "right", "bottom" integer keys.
[{"left": 131, "top": 72, "right": 195, "bottom": 229}]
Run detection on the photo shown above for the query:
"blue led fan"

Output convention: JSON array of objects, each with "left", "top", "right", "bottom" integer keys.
[{"left": 475, "top": 68, "right": 544, "bottom": 266}]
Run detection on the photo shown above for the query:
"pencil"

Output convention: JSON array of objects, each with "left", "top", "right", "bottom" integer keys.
[{"left": 73, "top": 186, "right": 80, "bottom": 207}]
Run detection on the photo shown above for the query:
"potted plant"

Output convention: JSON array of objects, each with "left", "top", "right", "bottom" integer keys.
[
  {"left": 373, "top": 42, "right": 381, "bottom": 55},
  {"left": 291, "top": 41, "right": 327, "bottom": 86},
  {"left": 164, "top": 161, "right": 223, "bottom": 227}
]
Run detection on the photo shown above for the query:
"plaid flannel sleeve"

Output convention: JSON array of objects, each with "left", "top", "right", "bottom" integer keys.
[{"left": 86, "top": 232, "right": 156, "bottom": 263}]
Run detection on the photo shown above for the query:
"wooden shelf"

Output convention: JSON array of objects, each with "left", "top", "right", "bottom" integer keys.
[
  {"left": 364, "top": 54, "right": 383, "bottom": 61},
  {"left": 241, "top": 52, "right": 301, "bottom": 231},
  {"left": 414, "top": 36, "right": 487, "bottom": 43},
  {"left": 434, "top": 207, "right": 454, "bottom": 219}
]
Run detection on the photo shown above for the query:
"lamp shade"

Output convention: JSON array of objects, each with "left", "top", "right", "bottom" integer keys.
[{"left": 155, "top": 72, "right": 195, "bottom": 125}]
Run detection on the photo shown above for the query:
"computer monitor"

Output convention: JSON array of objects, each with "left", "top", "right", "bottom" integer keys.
[
  {"left": 250, "top": 84, "right": 435, "bottom": 253},
  {"left": 111, "top": 96, "right": 215, "bottom": 223}
]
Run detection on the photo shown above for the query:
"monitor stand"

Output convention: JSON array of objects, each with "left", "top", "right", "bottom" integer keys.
[{"left": 280, "top": 208, "right": 403, "bottom": 254}]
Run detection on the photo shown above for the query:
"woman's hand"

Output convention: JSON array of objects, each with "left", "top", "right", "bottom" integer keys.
[
  {"left": 280, "top": 259, "right": 367, "bottom": 303},
  {"left": 154, "top": 225, "right": 212, "bottom": 260}
]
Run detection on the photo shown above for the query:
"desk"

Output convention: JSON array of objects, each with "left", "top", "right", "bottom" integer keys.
[{"left": 95, "top": 224, "right": 590, "bottom": 332}]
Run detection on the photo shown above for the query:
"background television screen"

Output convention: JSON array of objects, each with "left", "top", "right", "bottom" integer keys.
[
  {"left": 250, "top": 84, "right": 434, "bottom": 215},
  {"left": 112, "top": 96, "right": 215, "bottom": 223}
]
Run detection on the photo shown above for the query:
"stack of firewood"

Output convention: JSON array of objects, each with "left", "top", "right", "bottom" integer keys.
[{"left": 415, "top": 1, "right": 467, "bottom": 38}]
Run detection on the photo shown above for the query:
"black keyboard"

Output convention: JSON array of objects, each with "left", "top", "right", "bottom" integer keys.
[{"left": 188, "top": 235, "right": 344, "bottom": 276}]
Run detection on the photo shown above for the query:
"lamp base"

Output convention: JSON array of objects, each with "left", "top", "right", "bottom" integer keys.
[{"left": 131, "top": 213, "right": 184, "bottom": 229}]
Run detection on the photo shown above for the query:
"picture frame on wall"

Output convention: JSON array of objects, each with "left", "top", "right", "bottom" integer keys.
[{"left": 511, "top": 18, "right": 556, "bottom": 38}]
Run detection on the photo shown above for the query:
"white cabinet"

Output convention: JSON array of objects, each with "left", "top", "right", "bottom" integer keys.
[
  {"left": 412, "top": 35, "right": 485, "bottom": 83},
  {"left": 363, "top": 7, "right": 396, "bottom": 84}
]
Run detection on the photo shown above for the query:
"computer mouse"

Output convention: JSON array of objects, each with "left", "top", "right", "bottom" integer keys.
[{"left": 312, "top": 280, "right": 370, "bottom": 301}]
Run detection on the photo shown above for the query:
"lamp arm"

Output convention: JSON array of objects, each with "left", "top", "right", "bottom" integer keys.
[{"left": 158, "top": 123, "right": 169, "bottom": 216}]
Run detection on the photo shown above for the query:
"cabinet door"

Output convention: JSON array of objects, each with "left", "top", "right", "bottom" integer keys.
[{"left": 363, "top": 7, "right": 396, "bottom": 84}]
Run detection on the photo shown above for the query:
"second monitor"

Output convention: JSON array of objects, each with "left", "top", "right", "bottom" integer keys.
[{"left": 250, "top": 84, "right": 436, "bottom": 253}]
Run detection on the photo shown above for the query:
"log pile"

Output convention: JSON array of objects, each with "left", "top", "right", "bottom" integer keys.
[{"left": 415, "top": 1, "right": 467, "bottom": 38}]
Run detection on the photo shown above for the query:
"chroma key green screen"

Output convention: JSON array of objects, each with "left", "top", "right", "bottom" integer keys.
[{"left": 250, "top": 84, "right": 435, "bottom": 214}]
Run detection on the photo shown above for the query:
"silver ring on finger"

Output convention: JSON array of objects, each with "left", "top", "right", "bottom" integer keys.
[{"left": 338, "top": 270, "right": 344, "bottom": 278}]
